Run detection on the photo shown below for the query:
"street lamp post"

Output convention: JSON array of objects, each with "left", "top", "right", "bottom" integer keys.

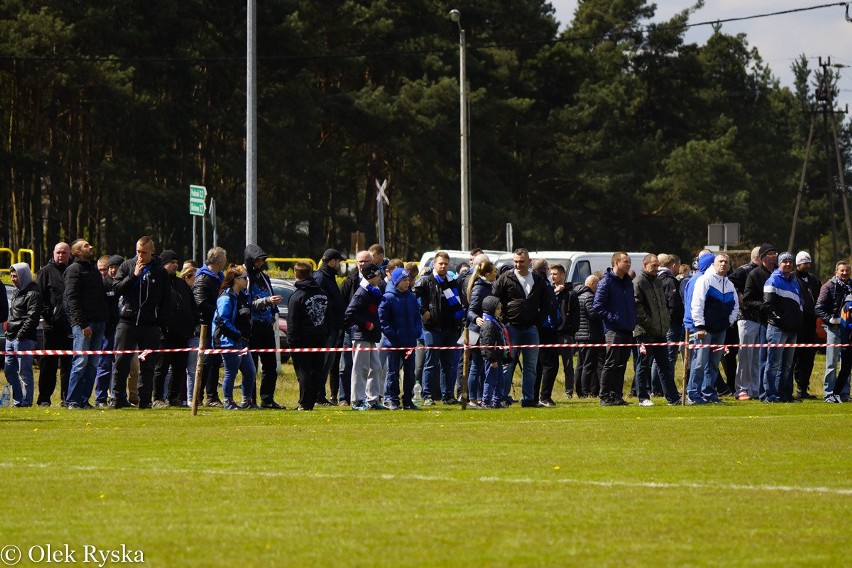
[{"left": 449, "top": 9, "right": 470, "bottom": 251}]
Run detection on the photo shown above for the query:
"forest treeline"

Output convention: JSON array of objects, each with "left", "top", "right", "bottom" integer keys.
[{"left": 0, "top": 0, "right": 848, "bottom": 275}]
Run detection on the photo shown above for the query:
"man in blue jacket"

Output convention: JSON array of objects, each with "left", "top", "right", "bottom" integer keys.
[
  {"left": 592, "top": 252, "right": 637, "bottom": 406},
  {"left": 762, "top": 252, "right": 803, "bottom": 402}
]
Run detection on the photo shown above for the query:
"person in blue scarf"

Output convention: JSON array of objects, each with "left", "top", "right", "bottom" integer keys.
[{"left": 211, "top": 265, "right": 256, "bottom": 410}]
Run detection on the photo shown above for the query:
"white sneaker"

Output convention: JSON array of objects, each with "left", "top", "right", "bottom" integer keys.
[{"left": 639, "top": 399, "right": 654, "bottom": 407}]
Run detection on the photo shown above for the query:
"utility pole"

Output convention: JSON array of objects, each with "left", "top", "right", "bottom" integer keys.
[{"left": 788, "top": 57, "right": 850, "bottom": 256}]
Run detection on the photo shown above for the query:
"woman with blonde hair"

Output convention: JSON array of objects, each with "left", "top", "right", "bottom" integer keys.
[
  {"left": 465, "top": 260, "right": 498, "bottom": 407},
  {"left": 211, "top": 264, "right": 256, "bottom": 410}
]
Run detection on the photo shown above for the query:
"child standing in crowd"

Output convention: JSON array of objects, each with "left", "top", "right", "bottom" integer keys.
[
  {"left": 479, "top": 296, "right": 510, "bottom": 408},
  {"left": 212, "top": 265, "right": 256, "bottom": 410},
  {"left": 379, "top": 267, "right": 422, "bottom": 410}
]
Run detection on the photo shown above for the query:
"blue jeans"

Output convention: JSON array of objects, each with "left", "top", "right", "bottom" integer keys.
[
  {"left": 635, "top": 333, "right": 678, "bottom": 403},
  {"left": 95, "top": 333, "right": 115, "bottom": 404},
  {"left": 5, "top": 338, "right": 36, "bottom": 406},
  {"left": 337, "top": 331, "right": 353, "bottom": 403},
  {"left": 764, "top": 325, "right": 796, "bottom": 400},
  {"left": 483, "top": 360, "right": 504, "bottom": 406},
  {"left": 735, "top": 320, "right": 763, "bottom": 398},
  {"left": 384, "top": 346, "right": 416, "bottom": 405},
  {"left": 689, "top": 330, "right": 726, "bottom": 401},
  {"left": 422, "top": 328, "right": 460, "bottom": 401},
  {"left": 506, "top": 325, "right": 539, "bottom": 403},
  {"left": 652, "top": 326, "right": 681, "bottom": 396},
  {"left": 468, "top": 349, "right": 484, "bottom": 402},
  {"left": 185, "top": 336, "right": 200, "bottom": 405},
  {"left": 823, "top": 324, "right": 851, "bottom": 400},
  {"left": 67, "top": 322, "right": 106, "bottom": 406},
  {"left": 221, "top": 344, "right": 256, "bottom": 404}
]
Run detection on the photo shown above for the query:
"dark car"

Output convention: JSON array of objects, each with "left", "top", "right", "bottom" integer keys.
[{"left": 270, "top": 278, "right": 295, "bottom": 364}]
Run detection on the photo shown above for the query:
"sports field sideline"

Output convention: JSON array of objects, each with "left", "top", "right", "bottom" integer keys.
[{"left": 2, "top": 365, "right": 851, "bottom": 567}]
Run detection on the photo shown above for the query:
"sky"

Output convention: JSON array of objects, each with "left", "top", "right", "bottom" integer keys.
[{"left": 549, "top": 0, "right": 852, "bottom": 112}]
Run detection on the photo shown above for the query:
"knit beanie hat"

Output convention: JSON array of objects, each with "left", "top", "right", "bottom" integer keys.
[
  {"left": 758, "top": 243, "right": 777, "bottom": 259},
  {"left": 391, "top": 267, "right": 410, "bottom": 287}
]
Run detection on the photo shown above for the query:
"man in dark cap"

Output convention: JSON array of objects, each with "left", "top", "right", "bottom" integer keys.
[
  {"left": 244, "top": 244, "right": 284, "bottom": 409},
  {"left": 313, "top": 248, "right": 346, "bottom": 405},
  {"left": 739, "top": 243, "right": 778, "bottom": 400}
]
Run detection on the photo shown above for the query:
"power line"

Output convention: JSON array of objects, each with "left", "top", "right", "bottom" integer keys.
[{"left": 0, "top": 2, "right": 846, "bottom": 64}]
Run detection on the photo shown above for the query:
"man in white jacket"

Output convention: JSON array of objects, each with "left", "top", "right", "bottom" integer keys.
[{"left": 689, "top": 254, "right": 740, "bottom": 404}]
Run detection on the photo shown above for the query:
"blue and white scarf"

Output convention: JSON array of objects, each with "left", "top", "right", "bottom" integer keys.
[
  {"left": 359, "top": 277, "right": 382, "bottom": 297},
  {"left": 435, "top": 273, "right": 465, "bottom": 321}
]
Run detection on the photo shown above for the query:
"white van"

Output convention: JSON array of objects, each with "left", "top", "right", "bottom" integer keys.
[
  {"left": 495, "top": 251, "right": 651, "bottom": 285},
  {"left": 418, "top": 249, "right": 509, "bottom": 272}
]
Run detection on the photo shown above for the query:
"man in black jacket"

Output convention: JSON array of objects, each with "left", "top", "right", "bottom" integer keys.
[
  {"left": 110, "top": 236, "right": 172, "bottom": 409},
  {"left": 313, "top": 248, "right": 346, "bottom": 405},
  {"left": 549, "top": 263, "right": 580, "bottom": 399},
  {"left": 152, "top": 250, "right": 196, "bottom": 407},
  {"left": 288, "top": 261, "right": 329, "bottom": 410},
  {"left": 192, "top": 246, "right": 227, "bottom": 407},
  {"left": 414, "top": 251, "right": 464, "bottom": 405},
  {"left": 492, "top": 248, "right": 552, "bottom": 407},
  {"left": 532, "top": 258, "right": 559, "bottom": 407},
  {"left": 792, "top": 251, "right": 821, "bottom": 399},
  {"left": 36, "top": 242, "right": 72, "bottom": 407},
  {"left": 738, "top": 243, "right": 777, "bottom": 400},
  {"left": 815, "top": 260, "right": 852, "bottom": 403},
  {"left": 64, "top": 239, "right": 108, "bottom": 409},
  {"left": 653, "top": 254, "right": 683, "bottom": 397},
  {"left": 94, "top": 255, "right": 123, "bottom": 407}
]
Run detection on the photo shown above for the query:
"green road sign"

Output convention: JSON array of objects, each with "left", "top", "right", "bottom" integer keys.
[{"left": 189, "top": 185, "right": 207, "bottom": 216}]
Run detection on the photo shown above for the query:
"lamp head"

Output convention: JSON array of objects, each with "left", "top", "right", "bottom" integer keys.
[{"left": 449, "top": 9, "right": 461, "bottom": 23}]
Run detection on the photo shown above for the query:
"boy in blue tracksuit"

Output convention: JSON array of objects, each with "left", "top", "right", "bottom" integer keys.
[{"left": 379, "top": 268, "right": 422, "bottom": 410}]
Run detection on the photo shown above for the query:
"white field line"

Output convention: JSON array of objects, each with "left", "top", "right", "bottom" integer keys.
[{"left": 2, "top": 462, "right": 850, "bottom": 496}]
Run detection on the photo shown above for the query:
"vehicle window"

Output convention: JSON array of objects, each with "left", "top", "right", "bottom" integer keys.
[{"left": 572, "top": 260, "right": 589, "bottom": 285}]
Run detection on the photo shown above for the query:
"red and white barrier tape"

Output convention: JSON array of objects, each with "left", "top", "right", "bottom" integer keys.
[{"left": 0, "top": 342, "right": 841, "bottom": 357}]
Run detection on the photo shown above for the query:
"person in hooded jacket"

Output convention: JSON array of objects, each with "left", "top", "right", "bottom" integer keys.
[
  {"left": 110, "top": 236, "right": 172, "bottom": 409},
  {"left": 192, "top": 246, "right": 227, "bottom": 407},
  {"left": 152, "top": 250, "right": 196, "bottom": 407},
  {"left": 682, "top": 250, "right": 715, "bottom": 383},
  {"left": 479, "top": 296, "right": 511, "bottom": 408},
  {"left": 379, "top": 267, "right": 422, "bottom": 410},
  {"left": 0, "top": 267, "right": 7, "bottom": 372},
  {"left": 64, "top": 239, "right": 108, "bottom": 409},
  {"left": 313, "top": 248, "right": 346, "bottom": 406},
  {"left": 36, "top": 242, "right": 72, "bottom": 406},
  {"left": 574, "top": 275, "right": 603, "bottom": 398},
  {"left": 94, "top": 255, "right": 123, "bottom": 407},
  {"left": 5, "top": 263, "right": 43, "bottom": 407},
  {"left": 243, "top": 244, "right": 284, "bottom": 409},
  {"left": 211, "top": 264, "right": 256, "bottom": 410},
  {"left": 689, "top": 254, "right": 740, "bottom": 404},
  {"left": 287, "top": 261, "right": 329, "bottom": 410},
  {"left": 345, "top": 263, "right": 385, "bottom": 410}
]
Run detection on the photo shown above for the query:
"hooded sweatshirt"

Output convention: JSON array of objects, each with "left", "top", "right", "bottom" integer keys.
[
  {"left": 243, "top": 244, "right": 277, "bottom": 326},
  {"left": 7, "top": 263, "right": 43, "bottom": 341},
  {"left": 691, "top": 266, "right": 739, "bottom": 333},
  {"left": 682, "top": 253, "right": 715, "bottom": 333}
]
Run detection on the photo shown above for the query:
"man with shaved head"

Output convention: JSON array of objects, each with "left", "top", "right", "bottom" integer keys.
[{"left": 36, "top": 241, "right": 73, "bottom": 406}]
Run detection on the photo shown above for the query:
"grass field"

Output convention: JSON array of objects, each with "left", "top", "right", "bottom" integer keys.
[{"left": 2, "top": 358, "right": 851, "bottom": 567}]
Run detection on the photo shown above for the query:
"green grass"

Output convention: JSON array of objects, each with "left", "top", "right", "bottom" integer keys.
[{"left": 1, "top": 358, "right": 850, "bottom": 567}]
